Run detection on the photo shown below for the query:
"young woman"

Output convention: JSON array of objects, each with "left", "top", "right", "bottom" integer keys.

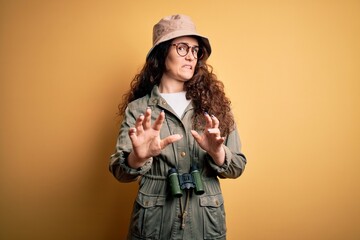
[{"left": 110, "top": 14, "right": 247, "bottom": 240}]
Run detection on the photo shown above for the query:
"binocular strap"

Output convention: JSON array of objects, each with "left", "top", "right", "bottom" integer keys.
[{"left": 179, "top": 190, "right": 190, "bottom": 230}]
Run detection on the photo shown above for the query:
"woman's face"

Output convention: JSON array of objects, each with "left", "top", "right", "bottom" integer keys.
[{"left": 162, "top": 36, "right": 199, "bottom": 85}]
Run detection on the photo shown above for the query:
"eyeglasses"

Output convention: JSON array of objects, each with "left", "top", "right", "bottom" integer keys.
[{"left": 171, "top": 42, "right": 203, "bottom": 59}]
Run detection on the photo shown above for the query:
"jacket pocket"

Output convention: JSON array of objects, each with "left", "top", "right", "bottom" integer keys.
[
  {"left": 130, "top": 192, "right": 166, "bottom": 239},
  {"left": 199, "top": 194, "right": 226, "bottom": 239}
]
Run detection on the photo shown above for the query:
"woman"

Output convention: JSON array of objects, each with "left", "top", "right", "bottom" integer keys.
[{"left": 110, "top": 14, "right": 246, "bottom": 240}]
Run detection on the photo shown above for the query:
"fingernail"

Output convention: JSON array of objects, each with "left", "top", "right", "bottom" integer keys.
[
  {"left": 211, "top": 114, "right": 215, "bottom": 118},
  {"left": 204, "top": 112, "right": 209, "bottom": 115}
]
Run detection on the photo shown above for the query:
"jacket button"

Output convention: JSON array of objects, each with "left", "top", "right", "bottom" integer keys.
[
  {"left": 180, "top": 152, "right": 186, "bottom": 157},
  {"left": 215, "top": 200, "right": 219, "bottom": 206},
  {"left": 144, "top": 201, "right": 149, "bottom": 206}
]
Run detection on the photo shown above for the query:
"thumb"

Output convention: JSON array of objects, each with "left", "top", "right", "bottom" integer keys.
[
  {"left": 160, "top": 134, "right": 183, "bottom": 149},
  {"left": 191, "top": 130, "right": 202, "bottom": 143}
]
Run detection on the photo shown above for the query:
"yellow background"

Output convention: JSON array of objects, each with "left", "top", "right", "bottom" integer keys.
[{"left": 1, "top": 0, "right": 359, "bottom": 239}]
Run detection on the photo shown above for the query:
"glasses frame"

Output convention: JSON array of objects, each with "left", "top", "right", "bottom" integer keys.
[{"left": 171, "top": 42, "right": 204, "bottom": 59}]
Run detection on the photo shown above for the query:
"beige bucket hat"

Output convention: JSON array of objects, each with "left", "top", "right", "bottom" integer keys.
[{"left": 147, "top": 14, "right": 211, "bottom": 59}]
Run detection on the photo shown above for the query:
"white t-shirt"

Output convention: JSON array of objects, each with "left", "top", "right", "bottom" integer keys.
[{"left": 160, "top": 91, "right": 191, "bottom": 118}]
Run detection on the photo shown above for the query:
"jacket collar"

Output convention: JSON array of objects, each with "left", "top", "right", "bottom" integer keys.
[{"left": 148, "top": 85, "right": 194, "bottom": 111}]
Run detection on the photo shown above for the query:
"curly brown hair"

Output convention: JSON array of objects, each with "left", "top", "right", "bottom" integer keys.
[{"left": 118, "top": 37, "right": 235, "bottom": 136}]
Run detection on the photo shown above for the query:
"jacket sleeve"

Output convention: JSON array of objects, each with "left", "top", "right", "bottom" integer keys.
[
  {"left": 206, "top": 126, "right": 247, "bottom": 179},
  {"left": 109, "top": 106, "right": 153, "bottom": 183}
]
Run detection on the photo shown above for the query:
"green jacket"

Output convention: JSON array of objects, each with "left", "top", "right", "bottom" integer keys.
[{"left": 110, "top": 86, "right": 246, "bottom": 240}]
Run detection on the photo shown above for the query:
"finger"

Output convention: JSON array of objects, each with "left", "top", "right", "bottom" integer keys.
[
  {"left": 207, "top": 128, "right": 221, "bottom": 138},
  {"left": 152, "top": 110, "right": 165, "bottom": 131},
  {"left": 191, "top": 130, "right": 202, "bottom": 143},
  {"left": 129, "top": 127, "right": 137, "bottom": 135},
  {"left": 134, "top": 114, "right": 145, "bottom": 134},
  {"left": 143, "top": 107, "right": 152, "bottom": 130},
  {"left": 128, "top": 128, "right": 138, "bottom": 142},
  {"left": 204, "top": 112, "right": 213, "bottom": 129},
  {"left": 211, "top": 114, "right": 220, "bottom": 128},
  {"left": 216, "top": 136, "right": 225, "bottom": 145},
  {"left": 160, "top": 134, "right": 183, "bottom": 149},
  {"left": 207, "top": 128, "right": 220, "bottom": 134}
]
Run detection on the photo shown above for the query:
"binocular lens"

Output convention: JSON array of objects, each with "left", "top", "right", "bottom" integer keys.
[
  {"left": 191, "top": 166, "right": 205, "bottom": 195},
  {"left": 168, "top": 168, "right": 182, "bottom": 198}
]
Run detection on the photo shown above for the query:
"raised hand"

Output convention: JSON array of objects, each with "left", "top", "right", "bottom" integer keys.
[
  {"left": 191, "top": 113, "right": 225, "bottom": 166},
  {"left": 127, "top": 107, "right": 183, "bottom": 169}
]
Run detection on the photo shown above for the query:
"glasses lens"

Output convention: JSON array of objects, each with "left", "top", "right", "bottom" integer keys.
[
  {"left": 192, "top": 47, "right": 202, "bottom": 59},
  {"left": 176, "top": 43, "right": 189, "bottom": 57}
]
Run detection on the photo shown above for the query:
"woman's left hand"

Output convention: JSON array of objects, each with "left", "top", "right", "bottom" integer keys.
[{"left": 191, "top": 113, "right": 225, "bottom": 166}]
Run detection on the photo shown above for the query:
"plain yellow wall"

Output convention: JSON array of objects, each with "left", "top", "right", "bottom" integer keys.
[{"left": 1, "top": 1, "right": 359, "bottom": 239}]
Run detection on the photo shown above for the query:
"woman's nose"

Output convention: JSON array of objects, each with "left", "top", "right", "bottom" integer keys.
[{"left": 185, "top": 51, "right": 195, "bottom": 61}]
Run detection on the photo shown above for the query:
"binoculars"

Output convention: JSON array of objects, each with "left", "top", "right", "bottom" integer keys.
[{"left": 168, "top": 165, "right": 204, "bottom": 197}]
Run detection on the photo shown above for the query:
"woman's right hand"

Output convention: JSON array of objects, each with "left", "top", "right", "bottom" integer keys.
[{"left": 127, "top": 107, "right": 183, "bottom": 169}]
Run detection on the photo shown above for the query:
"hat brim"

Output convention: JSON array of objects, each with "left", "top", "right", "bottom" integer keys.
[{"left": 146, "top": 30, "right": 211, "bottom": 60}]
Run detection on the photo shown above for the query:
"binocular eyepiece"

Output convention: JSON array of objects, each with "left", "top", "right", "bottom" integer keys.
[{"left": 168, "top": 166, "right": 204, "bottom": 198}]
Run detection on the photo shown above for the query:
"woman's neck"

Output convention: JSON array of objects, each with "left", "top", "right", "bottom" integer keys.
[{"left": 158, "top": 80, "right": 185, "bottom": 93}]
